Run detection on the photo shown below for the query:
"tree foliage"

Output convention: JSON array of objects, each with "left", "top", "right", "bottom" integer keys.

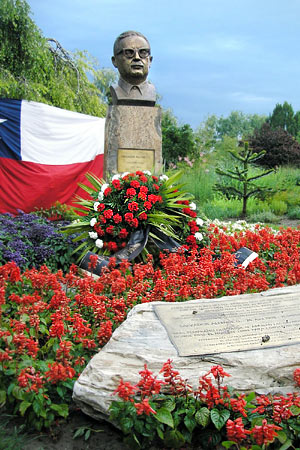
[
  {"left": 216, "top": 111, "right": 266, "bottom": 139},
  {"left": 0, "top": 0, "right": 106, "bottom": 117},
  {"left": 161, "top": 109, "right": 197, "bottom": 167},
  {"left": 267, "top": 101, "right": 298, "bottom": 136},
  {"left": 215, "top": 142, "right": 274, "bottom": 216},
  {"left": 248, "top": 123, "right": 300, "bottom": 167}
]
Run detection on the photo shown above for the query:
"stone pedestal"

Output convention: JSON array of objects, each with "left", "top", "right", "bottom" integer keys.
[{"left": 103, "top": 105, "right": 162, "bottom": 178}]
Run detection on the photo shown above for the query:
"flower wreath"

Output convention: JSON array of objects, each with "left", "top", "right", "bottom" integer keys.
[{"left": 66, "top": 170, "right": 206, "bottom": 261}]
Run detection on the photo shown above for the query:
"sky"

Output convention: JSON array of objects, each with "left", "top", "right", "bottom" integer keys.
[{"left": 27, "top": 0, "right": 300, "bottom": 129}]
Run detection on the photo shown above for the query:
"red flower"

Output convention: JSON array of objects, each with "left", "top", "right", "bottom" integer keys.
[
  {"left": 104, "top": 187, "right": 112, "bottom": 196},
  {"left": 106, "top": 225, "right": 114, "bottom": 235},
  {"left": 126, "top": 188, "right": 137, "bottom": 198},
  {"left": 139, "top": 175, "right": 148, "bottom": 183},
  {"left": 45, "top": 362, "right": 76, "bottom": 384},
  {"left": 134, "top": 398, "right": 156, "bottom": 415},
  {"left": 113, "top": 378, "right": 136, "bottom": 401},
  {"left": 294, "top": 368, "right": 300, "bottom": 386},
  {"left": 250, "top": 419, "right": 281, "bottom": 446},
  {"left": 128, "top": 202, "right": 139, "bottom": 212},
  {"left": 130, "top": 180, "right": 140, "bottom": 188},
  {"left": 226, "top": 418, "right": 250, "bottom": 444},
  {"left": 125, "top": 213, "right": 134, "bottom": 223},
  {"left": 152, "top": 175, "right": 159, "bottom": 182},
  {"left": 144, "top": 201, "right": 152, "bottom": 210},
  {"left": 132, "top": 218, "right": 139, "bottom": 228},
  {"left": 139, "top": 212, "right": 148, "bottom": 221},
  {"left": 103, "top": 209, "right": 114, "bottom": 219},
  {"left": 107, "top": 241, "right": 118, "bottom": 252},
  {"left": 119, "top": 228, "right": 129, "bottom": 239},
  {"left": 153, "top": 184, "right": 160, "bottom": 191},
  {"left": 98, "top": 203, "right": 105, "bottom": 211},
  {"left": 112, "top": 179, "right": 121, "bottom": 189},
  {"left": 113, "top": 214, "right": 122, "bottom": 224}
]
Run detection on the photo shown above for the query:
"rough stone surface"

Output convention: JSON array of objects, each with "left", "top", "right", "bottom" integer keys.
[
  {"left": 103, "top": 105, "right": 162, "bottom": 177},
  {"left": 73, "top": 285, "right": 300, "bottom": 422}
]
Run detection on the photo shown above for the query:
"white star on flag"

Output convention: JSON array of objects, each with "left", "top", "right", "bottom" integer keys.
[{"left": 0, "top": 118, "right": 7, "bottom": 124}]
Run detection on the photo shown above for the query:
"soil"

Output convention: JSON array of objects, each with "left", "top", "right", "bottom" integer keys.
[{"left": 10, "top": 217, "right": 300, "bottom": 449}]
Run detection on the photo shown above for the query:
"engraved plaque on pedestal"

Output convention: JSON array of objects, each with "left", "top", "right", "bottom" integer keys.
[{"left": 104, "top": 105, "right": 162, "bottom": 178}]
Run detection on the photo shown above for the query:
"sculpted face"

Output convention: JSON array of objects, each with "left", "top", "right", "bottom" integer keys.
[{"left": 112, "top": 35, "right": 153, "bottom": 85}]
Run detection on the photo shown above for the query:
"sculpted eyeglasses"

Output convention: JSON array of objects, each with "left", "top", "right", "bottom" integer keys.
[{"left": 116, "top": 48, "right": 151, "bottom": 59}]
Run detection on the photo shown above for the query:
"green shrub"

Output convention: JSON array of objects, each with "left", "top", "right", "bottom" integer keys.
[
  {"left": 269, "top": 199, "right": 288, "bottom": 215},
  {"left": 249, "top": 210, "right": 280, "bottom": 224},
  {"left": 287, "top": 207, "right": 300, "bottom": 220}
]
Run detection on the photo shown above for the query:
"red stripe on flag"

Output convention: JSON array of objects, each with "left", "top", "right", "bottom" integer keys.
[{"left": 0, "top": 155, "right": 104, "bottom": 214}]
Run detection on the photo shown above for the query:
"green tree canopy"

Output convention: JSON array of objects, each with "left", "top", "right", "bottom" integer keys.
[
  {"left": 161, "top": 109, "right": 197, "bottom": 167},
  {"left": 0, "top": 0, "right": 106, "bottom": 117},
  {"left": 216, "top": 111, "right": 266, "bottom": 139},
  {"left": 267, "top": 101, "right": 300, "bottom": 139}
]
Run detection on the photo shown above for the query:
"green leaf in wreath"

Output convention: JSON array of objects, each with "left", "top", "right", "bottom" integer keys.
[
  {"left": 155, "top": 407, "right": 174, "bottom": 428},
  {"left": 210, "top": 408, "right": 230, "bottom": 431},
  {"left": 195, "top": 407, "right": 210, "bottom": 427}
]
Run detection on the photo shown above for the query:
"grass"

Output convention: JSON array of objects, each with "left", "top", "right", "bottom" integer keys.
[{"left": 179, "top": 161, "right": 300, "bottom": 221}]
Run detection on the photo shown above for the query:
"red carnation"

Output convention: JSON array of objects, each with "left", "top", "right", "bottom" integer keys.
[
  {"left": 99, "top": 216, "right": 107, "bottom": 224},
  {"left": 152, "top": 175, "right": 159, "bottom": 182},
  {"left": 112, "top": 179, "right": 121, "bottom": 189},
  {"left": 126, "top": 188, "right": 136, "bottom": 198},
  {"left": 132, "top": 218, "right": 139, "bottom": 228},
  {"left": 119, "top": 228, "right": 129, "bottom": 239},
  {"left": 138, "top": 191, "right": 147, "bottom": 200},
  {"left": 153, "top": 184, "right": 160, "bottom": 191},
  {"left": 144, "top": 201, "right": 152, "bottom": 210},
  {"left": 125, "top": 213, "right": 134, "bottom": 223},
  {"left": 140, "top": 185, "right": 148, "bottom": 194},
  {"left": 107, "top": 241, "right": 118, "bottom": 252},
  {"left": 94, "top": 226, "right": 104, "bottom": 236},
  {"left": 139, "top": 212, "right": 148, "bottom": 221},
  {"left": 106, "top": 225, "right": 114, "bottom": 234},
  {"left": 104, "top": 187, "right": 112, "bottom": 196},
  {"left": 103, "top": 209, "right": 113, "bottom": 219},
  {"left": 128, "top": 202, "right": 139, "bottom": 212},
  {"left": 130, "top": 180, "right": 140, "bottom": 188},
  {"left": 148, "top": 194, "right": 159, "bottom": 204},
  {"left": 113, "top": 214, "right": 122, "bottom": 224},
  {"left": 98, "top": 203, "right": 105, "bottom": 211},
  {"left": 139, "top": 175, "right": 148, "bottom": 183}
]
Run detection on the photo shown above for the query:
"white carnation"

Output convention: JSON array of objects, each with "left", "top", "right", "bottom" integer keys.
[
  {"left": 89, "top": 231, "right": 98, "bottom": 240},
  {"left": 159, "top": 174, "right": 169, "bottom": 181},
  {"left": 93, "top": 202, "right": 100, "bottom": 211},
  {"left": 121, "top": 172, "right": 129, "bottom": 178},
  {"left": 194, "top": 232, "right": 204, "bottom": 241},
  {"left": 90, "top": 218, "right": 97, "bottom": 227},
  {"left": 112, "top": 173, "right": 121, "bottom": 180},
  {"left": 101, "top": 183, "right": 109, "bottom": 192},
  {"left": 196, "top": 217, "right": 204, "bottom": 226},
  {"left": 98, "top": 191, "right": 104, "bottom": 201},
  {"left": 143, "top": 170, "right": 151, "bottom": 175},
  {"left": 95, "top": 239, "right": 104, "bottom": 249},
  {"left": 189, "top": 202, "right": 197, "bottom": 211}
]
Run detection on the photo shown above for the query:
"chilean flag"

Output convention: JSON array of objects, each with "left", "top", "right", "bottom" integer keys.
[{"left": 0, "top": 99, "right": 105, "bottom": 214}]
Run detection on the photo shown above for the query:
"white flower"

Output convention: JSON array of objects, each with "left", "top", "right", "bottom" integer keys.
[
  {"left": 90, "top": 218, "right": 97, "bottom": 227},
  {"left": 143, "top": 170, "right": 151, "bottom": 175},
  {"left": 194, "top": 232, "right": 204, "bottom": 241},
  {"left": 93, "top": 202, "right": 100, "bottom": 211},
  {"left": 101, "top": 183, "right": 109, "bottom": 192},
  {"left": 112, "top": 173, "right": 121, "bottom": 181},
  {"left": 159, "top": 174, "right": 169, "bottom": 181},
  {"left": 121, "top": 172, "right": 129, "bottom": 178},
  {"left": 98, "top": 191, "right": 104, "bottom": 201},
  {"left": 95, "top": 239, "right": 104, "bottom": 249},
  {"left": 89, "top": 231, "right": 98, "bottom": 240},
  {"left": 189, "top": 202, "right": 197, "bottom": 211},
  {"left": 196, "top": 217, "right": 204, "bottom": 226}
]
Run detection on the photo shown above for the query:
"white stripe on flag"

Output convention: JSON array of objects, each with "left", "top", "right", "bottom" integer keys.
[{"left": 21, "top": 101, "right": 105, "bottom": 165}]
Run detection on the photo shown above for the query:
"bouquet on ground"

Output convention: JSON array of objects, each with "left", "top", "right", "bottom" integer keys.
[{"left": 65, "top": 170, "right": 207, "bottom": 261}]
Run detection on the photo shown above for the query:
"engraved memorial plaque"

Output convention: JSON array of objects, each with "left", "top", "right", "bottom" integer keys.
[
  {"left": 154, "top": 291, "right": 300, "bottom": 356},
  {"left": 118, "top": 148, "right": 154, "bottom": 172}
]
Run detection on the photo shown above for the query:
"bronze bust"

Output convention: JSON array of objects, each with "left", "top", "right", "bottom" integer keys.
[{"left": 110, "top": 31, "right": 156, "bottom": 106}]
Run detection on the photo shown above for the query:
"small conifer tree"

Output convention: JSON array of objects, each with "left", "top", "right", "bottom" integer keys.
[{"left": 215, "top": 142, "right": 274, "bottom": 217}]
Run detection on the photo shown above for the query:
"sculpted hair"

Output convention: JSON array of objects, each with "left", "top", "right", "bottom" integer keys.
[{"left": 113, "top": 31, "right": 151, "bottom": 56}]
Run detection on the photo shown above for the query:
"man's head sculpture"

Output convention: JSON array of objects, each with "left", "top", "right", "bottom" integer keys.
[{"left": 110, "top": 31, "right": 156, "bottom": 106}]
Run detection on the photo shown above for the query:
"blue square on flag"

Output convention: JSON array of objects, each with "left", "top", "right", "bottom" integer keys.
[{"left": 0, "top": 99, "right": 22, "bottom": 160}]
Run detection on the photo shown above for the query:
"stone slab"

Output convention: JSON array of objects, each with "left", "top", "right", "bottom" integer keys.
[
  {"left": 73, "top": 285, "right": 300, "bottom": 422},
  {"left": 103, "top": 105, "right": 162, "bottom": 177},
  {"left": 154, "top": 291, "right": 300, "bottom": 356}
]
